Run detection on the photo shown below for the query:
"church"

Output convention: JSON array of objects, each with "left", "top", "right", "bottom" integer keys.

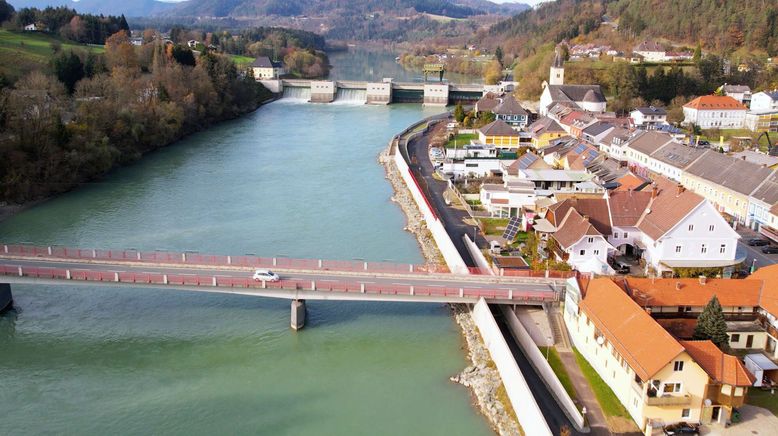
[{"left": 538, "top": 50, "right": 607, "bottom": 116}]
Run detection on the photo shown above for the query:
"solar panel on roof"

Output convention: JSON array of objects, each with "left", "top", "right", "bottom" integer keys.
[{"left": 502, "top": 216, "right": 521, "bottom": 241}]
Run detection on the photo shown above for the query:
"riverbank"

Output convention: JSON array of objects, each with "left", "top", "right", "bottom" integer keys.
[{"left": 379, "top": 129, "right": 521, "bottom": 435}]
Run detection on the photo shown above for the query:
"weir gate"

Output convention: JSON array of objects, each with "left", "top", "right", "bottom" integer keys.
[{"left": 260, "top": 79, "right": 486, "bottom": 106}]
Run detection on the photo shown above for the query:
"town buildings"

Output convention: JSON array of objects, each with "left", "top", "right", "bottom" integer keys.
[
  {"left": 682, "top": 96, "right": 747, "bottom": 129},
  {"left": 630, "top": 107, "right": 668, "bottom": 129}
]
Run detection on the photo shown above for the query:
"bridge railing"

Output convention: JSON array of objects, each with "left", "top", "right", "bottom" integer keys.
[
  {"left": 0, "top": 264, "right": 558, "bottom": 303},
  {"left": 1, "top": 243, "right": 576, "bottom": 279}
]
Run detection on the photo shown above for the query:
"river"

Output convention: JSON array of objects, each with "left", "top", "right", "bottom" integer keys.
[{"left": 0, "top": 49, "right": 492, "bottom": 435}]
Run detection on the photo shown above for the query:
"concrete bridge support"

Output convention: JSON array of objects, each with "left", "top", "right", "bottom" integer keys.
[
  {"left": 0, "top": 283, "right": 12, "bottom": 313},
  {"left": 310, "top": 81, "right": 336, "bottom": 103},
  {"left": 366, "top": 82, "right": 392, "bottom": 105},
  {"left": 423, "top": 84, "right": 449, "bottom": 106},
  {"left": 291, "top": 299, "right": 306, "bottom": 330}
]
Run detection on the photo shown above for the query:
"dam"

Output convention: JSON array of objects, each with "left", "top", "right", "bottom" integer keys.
[{"left": 260, "top": 79, "right": 509, "bottom": 106}]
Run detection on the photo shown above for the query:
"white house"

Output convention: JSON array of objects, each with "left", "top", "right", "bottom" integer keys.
[
  {"left": 251, "top": 56, "right": 285, "bottom": 80},
  {"left": 644, "top": 142, "right": 705, "bottom": 182},
  {"left": 480, "top": 179, "right": 537, "bottom": 217},
  {"left": 23, "top": 23, "right": 37, "bottom": 31},
  {"left": 630, "top": 106, "right": 668, "bottom": 129},
  {"left": 682, "top": 95, "right": 747, "bottom": 129},
  {"left": 540, "top": 85, "right": 607, "bottom": 116},
  {"left": 750, "top": 90, "right": 778, "bottom": 111},
  {"left": 633, "top": 40, "right": 666, "bottom": 62},
  {"left": 721, "top": 85, "right": 752, "bottom": 106}
]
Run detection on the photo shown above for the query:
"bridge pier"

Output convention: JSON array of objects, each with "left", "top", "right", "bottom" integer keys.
[
  {"left": 291, "top": 299, "right": 306, "bottom": 330},
  {"left": 310, "top": 81, "right": 336, "bottom": 103},
  {"left": 423, "top": 84, "right": 449, "bottom": 106},
  {"left": 366, "top": 82, "right": 392, "bottom": 105},
  {"left": 0, "top": 283, "right": 13, "bottom": 313}
]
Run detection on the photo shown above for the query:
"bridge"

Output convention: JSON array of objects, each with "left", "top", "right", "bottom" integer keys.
[
  {"left": 0, "top": 243, "right": 574, "bottom": 329},
  {"left": 259, "top": 79, "right": 488, "bottom": 106}
]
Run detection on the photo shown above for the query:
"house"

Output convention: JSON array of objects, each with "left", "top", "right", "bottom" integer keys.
[
  {"left": 644, "top": 142, "right": 705, "bottom": 182},
  {"left": 480, "top": 179, "right": 537, "bottom": 217},
  {"left": 474, "top": 92, "right": 501, "bottom": 113},
  {"left": 563, "top": 278, "right": 753, "bottom": 431},
  {"left": 633, "top": 40, "right": 666, "bottom": 62},
  {"left": 745, "top": 109, "right": 778, "bottom": 132},
  {"left": 546, "top": 198, "right": 614, "bottom": 273},
  {"left": 516, "top": 169, "right": 598, "bottom": 196},
  {"left": 492, "top": 95, "right": 529, "bottom": 129},
  {"left": 539, "top": 84, "right": 607, "bottom": 116},
  {"left": 682, "top": 96, "right": 747, "bottom": 129},
  {"left": 251, "top": 56, "right": 285, "bottom": 80},
  {"left": 630, "top": 106, "right": 668, "bottom": 129},
  {"left": 581, "top": 122, "right": 615, "bottom": 146},
  {"left": 624, "top": 131, "right": 678, "bottom": 174},
  {"left": 187, "top": 40, "right": 198, "bottom": 49},
  {"left": 597, "top": 127, "right": 633, "bottom": 161},
  {"left": 721, "top": 85, "right": 752, "bottom": 106},
  {"left": 750, "top": 90, "right": 778, "bottom": 111},
  {"left": 747, "top": 170, "right": 778, "bottom": 233},
  {"left": 681, "top": 150, "right": 776, "bottom": 224},
  {"left": 440, "top": 143, "right": 503, "bottom": 180},
  {"left": 477, "top": 120, "right": 522, "bottom": 149},
  {"left": 527, "top": 117, "right": 567, "bottom": 149},
  {"left": 730, "top": 150, "right": 778, "bottom": 169},
  {"left": 23, "top": 23, "right": 37, "bottom": 31},
  {"left": 748, "top": 265, "right": 778, "bottom": 360}
]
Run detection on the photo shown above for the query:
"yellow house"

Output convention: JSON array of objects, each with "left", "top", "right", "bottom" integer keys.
[
  {"left": 527, "top": 116, "right": 567, "bottom": 149},
  {"left": 477, "top": 119, "right": 521, "bottom": 148},
  {"left": 681, "top": 150, "right": 774, "bottom": 224},
  {"left": 564, "top": 278, "right": 753, "bottom": 432}
]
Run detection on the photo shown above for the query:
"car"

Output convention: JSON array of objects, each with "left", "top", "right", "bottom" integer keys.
[
  {"left": 252, "top": 269, "right": 280, "bottom": 282},
  {"left": 662, "top": 422, "right": 699, "bottom": 435},
  {"left": 747, "top": 238, "right": 770, "bottom": 246},
  {"left": 762, "top": 245, "right": 778, "bottom": 254},
  {"left": 608, "top": 259, "right": 631, "bottom": 274},
  {"left": 697, "top": 140, "right": 710, "bottom": 146}
]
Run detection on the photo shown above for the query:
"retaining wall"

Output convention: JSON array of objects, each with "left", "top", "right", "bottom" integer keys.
[
  {"left": 471, "top": 299, "right": 552, "bottom": 436},
  {"left": 463, "top": 235, "right": 494, "bottom": 275},
  {"left": 501, "top": 305, "right": 586, "bottom": 432}
]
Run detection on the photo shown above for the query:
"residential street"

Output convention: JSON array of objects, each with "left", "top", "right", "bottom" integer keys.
[{"left": 735, "top": 226, "right": 778, "bottom": 270}]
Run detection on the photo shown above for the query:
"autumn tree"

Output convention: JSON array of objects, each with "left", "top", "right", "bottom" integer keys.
[{"left": 105, "top": 31, "right": 138, "bottom": 71}]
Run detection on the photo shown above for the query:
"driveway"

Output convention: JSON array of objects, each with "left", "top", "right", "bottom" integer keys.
[{"left": 699, "top": 405, "right": 778, "bottom": 435}]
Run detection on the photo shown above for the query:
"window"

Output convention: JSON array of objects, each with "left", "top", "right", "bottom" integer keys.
[
  {"left": 720, "top": 244, "right": 726, "bottom": 254},
  {"left": 701, "top": 244, "right": 707, "bottom": 254},
  {"left": 613, "top": 232, "right": 619, "bottom": 239},
  {"left": 688, "top": 224, "right": 694, "bottom": 231},
  {"left": 731, "top": 334, "right": 741, "bottom": 342},
  {"left": 580, "top": 249, "right": 586, "bottom": 255},
  {"left": 663, "top": 383, "right": 682, "bottom": 393},
  {"left": 594, "top": 250, "right": 600, "bottom": 255},
  {"left": 673, "top": 361, "right": 684, "bottom": 371},
  {"left": 682, "top": 409, "right": 691, "bottom": 418},
  {"left": 623, "top": 232, "right": 628, "bottom": 238},
  {"left": 675, "top": 245, "right": 682, "bottom": 253},
  {"left": 588, "top": 237, "right": 594, "bottom": 243},
  {"left": 709, "top": 225, "right": 715, "bottom": 231}
]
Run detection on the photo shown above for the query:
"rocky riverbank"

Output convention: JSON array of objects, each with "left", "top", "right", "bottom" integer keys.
[{"left": 378, "top": 144, "right": 521, "bottom": 436}]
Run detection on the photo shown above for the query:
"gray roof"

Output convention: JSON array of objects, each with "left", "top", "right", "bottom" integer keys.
[
  {"left": 649, "top": 142, "right": 705, "bottom": 169},
  {"left": 633, "top": 106, "right": 667, "bottom": 116},
  {"left": 722, "top": 85, "right": 751, "bottom": 93},
  {"left": 634, "top": 40, "right": 664, "bottom": 52},
  {"left": 251, "top": 56, "right": 281, "bottom": 68},
  {"left": 730, "top": 150, "right": 778, "bottom": 167},
  {"left": 493, "top": 95, "right": 528, "bottom": 116},
  {"left": 478, "top": 119, "right": 519, "bottom": 136},
  {"left": 529, "top": 117, "right": 565, "bottom": 135},
  {"left": 476, "top": 92, "right": 501, "bottom": 112},
  {"left": 750, "top": 170, "right": 778, "bottom": 206},
  {"left": 582, "top": 122, "right": 614, "bottom": 137},
  {"left": 546, "top": 85, "right": 606, "bottom": 104},
  {"left": 685, "top": 151, "right": 775, "bottom": 196},
  {"left": 626, "top": 131, "right": 676, "bottom": 156}
]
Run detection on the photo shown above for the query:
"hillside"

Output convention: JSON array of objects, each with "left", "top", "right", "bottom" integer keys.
[
  {"left": 0, "top": 28, "right": 103, "bottom": 82},
  {"left": 487, "top": 0, "right": 778, "bottom": 59}
]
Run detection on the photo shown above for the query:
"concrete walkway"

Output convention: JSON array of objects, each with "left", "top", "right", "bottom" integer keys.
[
  {"left": 699, "top": 405, "right": 778, "bottom": 435},
  {"left": 557, "top": 349, "right": 611, "bottom": 435}
]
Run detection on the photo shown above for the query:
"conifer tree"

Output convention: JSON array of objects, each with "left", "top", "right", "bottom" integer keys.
[{"left": 693, "top": 295, "right": 729, "bottom": 350}]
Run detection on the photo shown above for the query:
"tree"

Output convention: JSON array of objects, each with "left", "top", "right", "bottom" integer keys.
[
  {"left": 171, "top": 45, "right": 196, "bottom": 67},
  {"left": 692, "top": 41, "right": 702, "bottom": 64},
  {"left": 693, "top": 295, "right": 729, "bottom": 350},
  {"left": 454, "top": 102, "right": 465, "bottom": 123},
  {"left": 495, "top": 46, "right": 504, "bottom": 66},
  {"left": 0, "top": 0, "right": 14, "bottom": 24},
  {"left": 52, "top": 50, "right": 84, "bottom": 93}
]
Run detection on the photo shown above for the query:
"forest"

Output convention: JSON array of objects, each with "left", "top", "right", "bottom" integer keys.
[
  {"left": 9, "top": 4, "right": 129, "bottom": 44},
  {"left": 0, "top": 6, "right": 273, "bottom": 203}
]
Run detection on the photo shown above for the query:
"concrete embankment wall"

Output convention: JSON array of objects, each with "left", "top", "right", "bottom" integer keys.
[
  {"left": 462, "top": 235, "right": 494, "bottom": 276},
  {"left": 501, "top": 306, "right": 586, "bottom": 432},
  {"left": 471, "top": 299, "right": 552, "bottom": 436}
]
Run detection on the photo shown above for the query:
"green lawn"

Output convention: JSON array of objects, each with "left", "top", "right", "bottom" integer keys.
[
  {"left": 540, "top": 347, "right": 578, "bottom": 400},
  {"left": 747, "top": 389, "right": 778, "bottom": 416},
  {"left": 230, "top": 54, "right": 255, "bottom": 66},
  {"left": 479, "top": 218, "right": 509, "bottom": 236},
  {"left": 0, "top": 29, "right": 103, "bottom": 81},
  {"left": 572, "top": 348, "right": 631, "bottom": 419},
  {"left": 445, "top": 133, "right": 477, "bottom": 148}
]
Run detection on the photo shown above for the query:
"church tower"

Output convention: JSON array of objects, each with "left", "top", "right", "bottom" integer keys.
[{"left": 549, "top": 49, "right": 565, "bottom": 85}]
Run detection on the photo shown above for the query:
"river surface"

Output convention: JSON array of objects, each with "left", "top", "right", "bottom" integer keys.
[{"left": 0, "top": 56, "right": 492, "bottom": 434}]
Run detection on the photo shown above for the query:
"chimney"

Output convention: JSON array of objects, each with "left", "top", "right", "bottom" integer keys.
[
  {"left": 699, "top": 276, "right": 707, "bottom": 285},
  {"left": 741, "top": 155, "right": 747, "bottom": 160},
  {"left": 675, "top": 282, "right": 682, "bottom": 291},
  {"left": 651, "top": 184, "right": 659, "bottom": 199},
  {"left": 676, "top": 184, "right": 685, "bottom": 195},
  {"left": 583, "top": 215, "right": 590, "bottom": 221}
]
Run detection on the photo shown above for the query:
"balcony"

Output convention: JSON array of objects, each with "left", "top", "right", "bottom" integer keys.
[{"left": 646, "top": 394, "right": 693, "bottom": 406}]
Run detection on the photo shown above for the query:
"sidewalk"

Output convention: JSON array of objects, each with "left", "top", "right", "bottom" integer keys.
[{"left": 557, "top": 349, "right": 611, "bottom": 436}]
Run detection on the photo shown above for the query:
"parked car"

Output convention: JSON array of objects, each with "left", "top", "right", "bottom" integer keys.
[
  {"left": 697, "top": 140, "right": 710, "bottom": 146},
  {"left": 762, "top": 245, "right": 778, "bottom": 254},
  {"left": 252, "top": 269, "right": 280, "bottom": 282},
  {"left": 747, "top": 238, "right": 769, "bottom": 246},
  {"left": 608, "top": 258, "right": 631, "bottom": 274},
  {"left": 663, "top": 422, "right": 700, "bottom": 435}
]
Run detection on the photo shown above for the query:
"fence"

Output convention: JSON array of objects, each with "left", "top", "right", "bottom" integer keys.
[{"left": 0, "top": 264, "right": 558, "bottom": 303}]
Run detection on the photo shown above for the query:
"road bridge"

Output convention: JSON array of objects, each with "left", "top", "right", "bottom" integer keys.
[{"left": 0, "top": 243, "right": 574, "bottom": 329}]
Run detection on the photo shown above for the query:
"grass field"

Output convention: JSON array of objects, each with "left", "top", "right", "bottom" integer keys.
[
  {"left": 230, "top": 54, "right": 254, "bottom": 67},
  {"left": 0, "top": 29, "right": 103, "bottom": 81},
  {"left": 445, "top": 133, "right": 478, "bottom": 148},
  {"left": 540, "top": 347, "right": 578, "bottom": 400},
  {"left": 573, "top": 348, "right": 631, "bottom": 419},
  {"left": 747, "top": 389, "right": 778, "bottom": 416}
]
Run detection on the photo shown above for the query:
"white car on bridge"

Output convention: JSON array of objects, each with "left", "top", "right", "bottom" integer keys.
[{"left": 252, "top": 269, "right": 280, "bottom": 282}]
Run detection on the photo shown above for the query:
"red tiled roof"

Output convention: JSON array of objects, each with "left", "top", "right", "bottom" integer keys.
[
  {"left": 680, "top": 340, "right": 755, "bottom": 386},
  {"left": 683, "top": 95, "right": 747, "bottom": 110},
  {"left": 748, "top": 264, "right": 778, "bottom": 318},
  {"left": 626, "top": 278, "right": 761, "bottom": 308}
]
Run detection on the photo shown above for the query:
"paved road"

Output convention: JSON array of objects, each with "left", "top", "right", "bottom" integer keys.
[
  {"left": 403, "top": 120, "right": 489, "bottom": 268},
  {"left": 0, "top": 256, "right": 560, "bottom": 293},
  {"left": 736, "top": 227, "right": 778, "bottom": 270}
]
